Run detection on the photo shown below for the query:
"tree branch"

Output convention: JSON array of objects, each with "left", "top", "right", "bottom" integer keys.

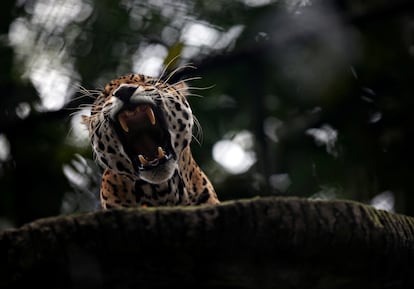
[{"left": 1, "top": 197, "right": 414, "bottom": 288}]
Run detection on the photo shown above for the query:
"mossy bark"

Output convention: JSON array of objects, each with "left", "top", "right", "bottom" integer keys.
[{"left": 1, "top": 197, "right": 414, "bottom": 289}]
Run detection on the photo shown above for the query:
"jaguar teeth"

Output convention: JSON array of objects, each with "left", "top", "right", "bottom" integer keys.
[
  {"left": 118, "top": 115, "right": 129, "bottom": 132},
  {"left": 146, "top": 107, "right": 156, "bottom": 125},
  {"left": 138, "top": 148, "right": 166, "bottom": 167},
  {"left": 138, "top": 154, "right": 149, "bottom": 165},
  {"left": 157, "top": 146, "right": 165, "bottom": 159}
]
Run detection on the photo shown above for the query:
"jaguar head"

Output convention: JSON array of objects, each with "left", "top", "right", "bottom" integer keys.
[{"left": 83, "top": 74, "right": 194, "bottom": 184}]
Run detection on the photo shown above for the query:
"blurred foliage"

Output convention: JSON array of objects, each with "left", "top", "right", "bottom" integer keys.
[{"left": 1, "top": 0, "right": 414, "bottom": 227}]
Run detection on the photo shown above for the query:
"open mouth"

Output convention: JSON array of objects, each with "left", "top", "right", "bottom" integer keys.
[{"left": 115, "top": 104, "right": 174, "bottom": 171}]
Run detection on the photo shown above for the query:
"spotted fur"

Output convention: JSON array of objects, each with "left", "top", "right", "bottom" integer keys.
[{"left": 83, "top": 74, "right": 219, "bottom": 208}]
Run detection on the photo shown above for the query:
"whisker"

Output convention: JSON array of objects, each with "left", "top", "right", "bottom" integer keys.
[
  {"left": 67, "top": 107, "right": 93, "bottom": 118},
  {"left": 66, "top": 104, "right": 93, "bottom": 110},
  {"left": 173, "top": 83, "right": 216, "bottom": 95},
  {"left": 66, "top": 87, "right": 101, "bottom": 116},
  {"left": 173, "top": 76, "right": 203, "bottom": 86},
  {"left": 68, "top": 110, "right": 82, "bottom": 117},
  {"left": 173, "top": 85, "right": 215, "bottom": 98},
  {"left": 156, "top": 54, "right": 183, "bottom": 86},
  {"left": 67, "top": 95, "right": 91, "bottom": 105},
  {"left": 63, "top": 104, "right": 92, "bottom": 120},
  {"left": 75, "top": 86, "right": 101, "bottom": 99},
  {"left": 192, "top": 115, "right": 204, "bottom": 146},
  {"left": 89, "top": 118, "right": 104, "bottom": 141},
  {"left": 185, "top": 84, "right": 216, "bottom": 91},
  {"left": 76, "top": 83, "right": 101, "bottom": 93},
  {"left": 183, "top": 93, "right": 205, "bottom": 98},
  {"left": 66, "top": 122, "right": 75, "bottom": 139},
  {"left": 162, "top": 63, "right": 197, "bottom": 85},
  {"left": 77, "top": 104, "right": 94, "bottom": 109}
]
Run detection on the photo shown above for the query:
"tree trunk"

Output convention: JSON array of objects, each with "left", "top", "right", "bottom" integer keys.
[{"left": 1, "top": 197, "right": 414, "bottom": 289}]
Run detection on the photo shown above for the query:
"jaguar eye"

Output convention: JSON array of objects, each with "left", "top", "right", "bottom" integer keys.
[{"left": 113, "top": 85, "right": 137, "bottom": 102}]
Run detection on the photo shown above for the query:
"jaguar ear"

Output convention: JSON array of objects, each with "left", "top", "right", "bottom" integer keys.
[{"left": 81, "top": 115, "right": 90, "bottom": 126}]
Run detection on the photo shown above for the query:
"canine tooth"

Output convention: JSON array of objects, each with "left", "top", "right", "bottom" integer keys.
[
  {"left": 138, "top": 155, "right": 149, "bottom": 165},
  {"left": 118, "top": 115, "right": 129, "bottom": 132},
  {"left": 157, "top": 146, "right": 165, "bottom": 159},
  {"left": 146, "top": 107, "right": 156, "bottom": 125}
]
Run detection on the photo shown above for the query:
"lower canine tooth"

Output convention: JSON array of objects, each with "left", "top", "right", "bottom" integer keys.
[
  {"left": 157, "top": 146, "right": 165, "bottom": 159},
  {"left": 118, "top": 115, "right": 129, "bottom": 132},
  {"left": 138, "top": 155, "right": 149, "bottom": 165}
]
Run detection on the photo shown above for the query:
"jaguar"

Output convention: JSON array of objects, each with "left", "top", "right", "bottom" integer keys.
[{"left": 82, "top": 73, "right": 219, "bottom": 209}]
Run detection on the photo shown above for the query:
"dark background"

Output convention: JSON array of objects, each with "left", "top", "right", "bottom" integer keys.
[{"left": 1, "top": 0, "right": 414, "bottom": 227}]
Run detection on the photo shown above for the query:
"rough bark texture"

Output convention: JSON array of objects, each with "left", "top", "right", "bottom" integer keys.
[{"left": 1, "top": 197, "right": 414, "bottom": 289}]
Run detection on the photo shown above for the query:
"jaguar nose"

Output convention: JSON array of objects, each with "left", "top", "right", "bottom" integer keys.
[{"left": 113, "top": 85, "right": 138, "bottom": 103}]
